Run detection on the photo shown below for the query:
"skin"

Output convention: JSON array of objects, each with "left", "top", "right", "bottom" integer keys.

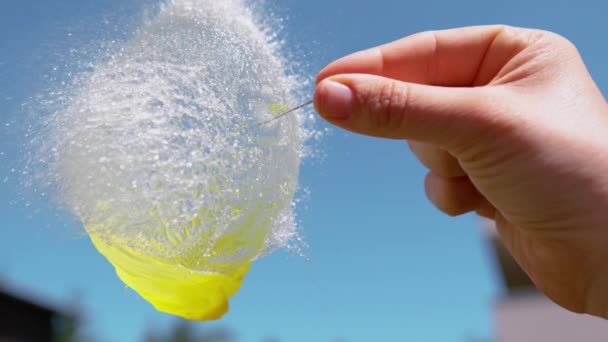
[{"left": 313, "top": 25, "right": 608, "bottom": 318}]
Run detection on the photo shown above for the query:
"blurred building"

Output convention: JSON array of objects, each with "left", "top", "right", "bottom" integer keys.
[
  {"left": 483, "top": 219, "right": 608, "bottom": 341},
  {"left": 0, "top": 287, "right": 75, "bottom": 342}
]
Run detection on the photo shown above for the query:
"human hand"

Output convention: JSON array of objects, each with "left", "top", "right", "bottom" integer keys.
[{"left": 314, "top": 25, "right": 608, "bottom": 318}]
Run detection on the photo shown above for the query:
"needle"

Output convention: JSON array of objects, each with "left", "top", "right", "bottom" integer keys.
[{"left": 256, "top": 100, "right": 313, "bottom": 126}]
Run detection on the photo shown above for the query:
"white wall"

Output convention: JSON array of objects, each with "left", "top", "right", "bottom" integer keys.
[{"left": 496, "top": 293, "right": 608, "bottom": 341}]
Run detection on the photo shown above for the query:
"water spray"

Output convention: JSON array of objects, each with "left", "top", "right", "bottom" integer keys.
[{"left": 40, "top": 0, "right": 314, "bottom": 320}]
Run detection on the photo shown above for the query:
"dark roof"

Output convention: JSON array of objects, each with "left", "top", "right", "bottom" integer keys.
[{"left": 0, "top": 288, "right": 72, "bottom": 342}]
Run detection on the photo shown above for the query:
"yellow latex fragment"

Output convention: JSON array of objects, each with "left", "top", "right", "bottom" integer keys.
[
  {"left": 85, "top": 202, "right": 273, "bottom": 320},
  {"left": 268, "top": 103, "right": 290, "bottom": 116},
  {"left": 89, "top": 232, "right": 251, "bottom": 320}
]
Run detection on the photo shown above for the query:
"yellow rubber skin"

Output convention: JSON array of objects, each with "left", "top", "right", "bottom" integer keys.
[{"left": 89, "top": 233, "right": 250, "bottom": 320}]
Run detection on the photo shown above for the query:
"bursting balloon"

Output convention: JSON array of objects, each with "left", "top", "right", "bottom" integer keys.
[{"left": 46, "top": 0, "right": 307, "bottom": 320}]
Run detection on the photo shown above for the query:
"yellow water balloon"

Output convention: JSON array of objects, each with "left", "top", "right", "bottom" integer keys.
[{"left": 46, "top": 0, "right": 308, "bottom": 320}]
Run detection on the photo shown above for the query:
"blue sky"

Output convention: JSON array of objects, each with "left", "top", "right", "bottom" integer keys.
[{"left": 1, "top": 0, "right": 607, "bottom": 341}]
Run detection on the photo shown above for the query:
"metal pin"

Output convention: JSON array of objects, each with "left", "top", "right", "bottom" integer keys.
[{"left": 256, "top": 100, "right": 313, "bottom": 126}]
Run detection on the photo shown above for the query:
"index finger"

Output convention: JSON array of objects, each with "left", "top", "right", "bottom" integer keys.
[{"left": 316, "top": 25, "right": 528, "bottom": 87}]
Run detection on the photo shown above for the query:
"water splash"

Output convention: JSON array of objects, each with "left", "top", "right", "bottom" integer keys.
[{"left": 34, "top": 0, "right": 313, "bottom": 320}]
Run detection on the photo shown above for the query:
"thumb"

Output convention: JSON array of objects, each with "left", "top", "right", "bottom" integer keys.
[{"left": 314, "top": 73, "right": 499, "bottom": 149}]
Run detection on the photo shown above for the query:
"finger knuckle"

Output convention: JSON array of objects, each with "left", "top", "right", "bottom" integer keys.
[
  {"left": 424, "top": 174, "right": 468, "bottom": 217},
  {"left": 524, "top": 28, "right": 581, "bottom": 61},
  {"left": 359, "top": 80, "right": 410, "bottom": 132},
  {"left": 431, "top": 195, "right": 465, "bottom": 217}
]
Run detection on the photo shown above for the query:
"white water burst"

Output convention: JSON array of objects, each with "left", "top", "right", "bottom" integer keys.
[{"left": 29, "top": 0, "right": 315, "bottom": 319}]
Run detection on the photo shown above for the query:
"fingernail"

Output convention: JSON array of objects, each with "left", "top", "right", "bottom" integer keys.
[{"left": 317, "top": 79, "right": 354, "bottom": 120}]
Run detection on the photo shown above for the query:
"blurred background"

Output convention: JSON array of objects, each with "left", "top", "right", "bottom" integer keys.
[{"left": 1, "top": 0, "right": 608, "bottom": 341}]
